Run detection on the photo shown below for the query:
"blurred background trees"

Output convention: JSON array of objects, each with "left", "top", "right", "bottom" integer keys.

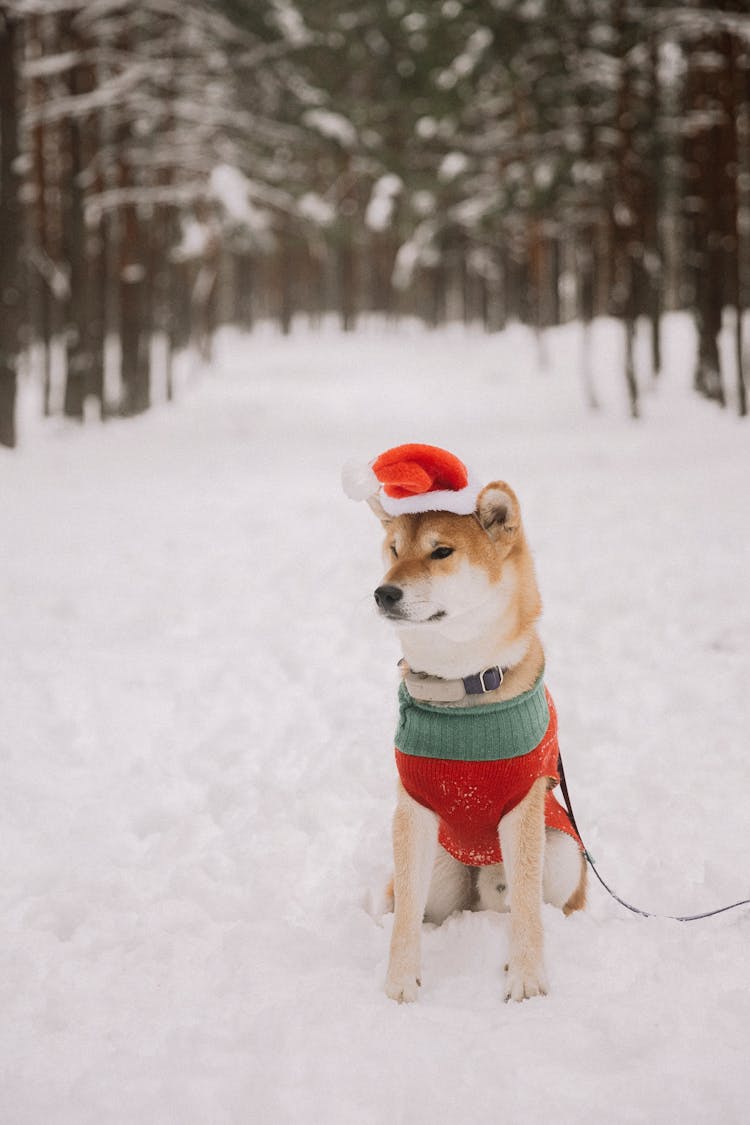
[{"left": 1, "top": 0, "right": 749, "bottom": 446}]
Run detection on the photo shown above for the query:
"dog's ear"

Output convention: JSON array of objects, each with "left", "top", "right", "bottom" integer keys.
[
  {"left": 476, "top": 482, "right": 521, "bottom": 542},
  {"left": 367, "top": 494, "right": 392, "bottom": 526}
]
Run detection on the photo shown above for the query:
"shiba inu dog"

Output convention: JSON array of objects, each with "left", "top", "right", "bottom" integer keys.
[{"left": 344, "top": 444, "right": 586, "bottom": 1003}]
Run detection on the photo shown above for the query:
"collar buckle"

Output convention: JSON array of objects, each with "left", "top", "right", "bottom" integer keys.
[
  {"left": 464, "top": 665, "right": 503, "bottom": 695},
  {"left": 479, "top": 666, "right": 503, "bottom": 693}
]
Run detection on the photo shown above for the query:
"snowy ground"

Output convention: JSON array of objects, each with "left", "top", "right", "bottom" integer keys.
[{"left": 2, "top": 315, "right": 749, "bottom": 1124}]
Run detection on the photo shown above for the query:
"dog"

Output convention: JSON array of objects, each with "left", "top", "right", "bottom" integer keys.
[{"left": 344, "top": 444, "right": 586, "bottom": 1003}]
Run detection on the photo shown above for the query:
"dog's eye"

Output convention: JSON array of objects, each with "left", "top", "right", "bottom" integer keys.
[
  {"left": 431, "top": 546, "right": 454, "bottom": 560},
  {"left": 390, "top": 544, "right": 398, "bottom": 558}
]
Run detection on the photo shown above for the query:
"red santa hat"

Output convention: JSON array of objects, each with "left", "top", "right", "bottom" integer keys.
[{"left": 342, "top": 443, "right": 483, "bottom": 517}]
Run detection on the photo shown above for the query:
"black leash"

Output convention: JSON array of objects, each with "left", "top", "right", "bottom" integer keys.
[{"left": 556, "top": 752, "right": 750, "bottom": 922}]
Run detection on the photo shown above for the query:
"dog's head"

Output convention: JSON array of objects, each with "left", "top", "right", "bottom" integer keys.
[
  {"left": 343, "top": 446, "right": 541, "bottom": 648},
  {"left": 371, "top": 482, "right": 540, "bottom": 635}
]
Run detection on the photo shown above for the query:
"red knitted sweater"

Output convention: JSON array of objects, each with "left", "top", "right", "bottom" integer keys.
[{"left": 395, "top": 689, "right": 581, "bottom": 866}]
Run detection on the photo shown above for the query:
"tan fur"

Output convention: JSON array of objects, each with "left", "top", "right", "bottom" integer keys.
[
  {"left": 385, "top": 783, "right": 438, "bottom": 1003},
  {"left": 563, "top": 851, "right": 588, "bottom": 915},
  {"left": 369, "top": 478, "right": 586, "bottom": 1002},
  {"left": 498, "top": 777, "right": 548, "bottom": 1000}
]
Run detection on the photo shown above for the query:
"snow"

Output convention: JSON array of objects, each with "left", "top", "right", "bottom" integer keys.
[
  {"left": 298, "top": 191, "right": 336, "bottom": 227},
  {"left": 302, "top": 108, "right": 358, "bottom": 149},
  {"left": 2, "top": 314, "right": 750, "bottom": 1123},
  {"left": 415, "top": 115, "right": 439, "bottom": 139},
  {"left": 365, "top": 174, "right": 403, "bottom": 232},
  {"left": 269, "top": 0, "right": 310, "bottom": 47},
  {"left": 412, "top": 188, "right": 437, "bottom": 216},
  {"left": 173, "top": 216, "right": 211, "bottom": 260},
  {"left": 437, "top": 26, "right": 493, "bottom": 88},
  {"left": 392, "top": 221, "right": 438, "bottom": 288},
  {"left": 210, "top": 164, "right": 271, "bottom": 233},
  {"left": 438, "top": 150, "right": 469, "bottom": 181}
]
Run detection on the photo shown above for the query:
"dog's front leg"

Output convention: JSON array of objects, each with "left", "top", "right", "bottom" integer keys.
[
  {"left": 499, "top": 776, "right": 548, "bottom": 1002},
  {"left": 385, "top": 782, "right": 438, "bottom": 1003}
]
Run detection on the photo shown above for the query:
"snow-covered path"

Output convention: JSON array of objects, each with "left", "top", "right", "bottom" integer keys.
[{"left": 2, "top": 318, "right": 749, "bottom": 1124}]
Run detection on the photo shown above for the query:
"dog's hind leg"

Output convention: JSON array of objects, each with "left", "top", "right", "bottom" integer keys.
[
  {"left": 385, "top": 782, "right": 438, "bottom": 1003},
  {"left": 543, "top": 829, "right": 587, "bottom": 915},
  {"left": 424, "top": 846, "right": 473, "bottom": 924},
  {"left": 498, "top": 777, "right": 548, "bottom": 1002},
  {"left": 478, "top": 829, "right": 587, "bottom": 917}
]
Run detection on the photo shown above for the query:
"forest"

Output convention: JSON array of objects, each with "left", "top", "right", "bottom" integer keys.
[{"left": 1, "top": 0, "right": 749, "bottom": 448}]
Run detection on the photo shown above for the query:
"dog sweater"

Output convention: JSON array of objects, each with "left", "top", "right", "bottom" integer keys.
[{"left": 394, "top": 673, "right": 581, "bottom": 866}]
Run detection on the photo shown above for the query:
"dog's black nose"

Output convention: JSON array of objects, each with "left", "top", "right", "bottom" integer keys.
[{"left": 374, "top": 585, "right": 403, "bottom": 613}]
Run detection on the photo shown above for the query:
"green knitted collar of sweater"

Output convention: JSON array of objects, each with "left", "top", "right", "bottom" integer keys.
[{"left": 395, "top": 671, "right": 549, "bottom": 762}]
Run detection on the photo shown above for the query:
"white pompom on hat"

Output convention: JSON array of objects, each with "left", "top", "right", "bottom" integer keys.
[
  {"left": 341, "top": 458, "right": 380, "bottom": 502},
  {"left": 342, "top": 443, "right": 483, "bottom": 517}
]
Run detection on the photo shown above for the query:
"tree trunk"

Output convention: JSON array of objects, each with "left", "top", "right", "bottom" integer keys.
[
  {"left": 685, "top": 30, "right": 731, "bottom": 407},
  {"left": 429, "top": 263, "right": 446, "bottom": 328},
  {"left": 62, "top": 179, "right": 87, "bottom": 418},
  {"left": 577, "top": 236, "right": 599, "bottom": 411},
  {"left": 735, "top": 303, "right": 746, "bottom": 418},
  {"left": 172, "top": 260, "right": 192, "bottom": 351},
  {"left": 119, "top": 200, "right": 150, "bottom": 415},
  {"left": 612, "top": 0, "right": 643, "bottom": 419},
  {"left": 27, "top": 15, "right": 53, "bottom": 414},
  {"left": 338, "top": 236, "right": 356, "bottom": 332},
  {"left": 645, "top": 33, "right": 662, "bottom": 378},
  {"left": 731, "top": 33, "right": 747, "bottom": 417},
  {"left": 191, "top": 226, "right": 219, "bottom": 361},
  {"left": 234, "top": 251, "right": 254, "bottom": 331},
  {"left": 624, "top": 310, "right": 640, "bottom": 421},
  {"left": 0, "top": 11, "right": 22, "bottom": 448},
  {"left": 278, "top": 219, "right": 293, "bottom": 335}
]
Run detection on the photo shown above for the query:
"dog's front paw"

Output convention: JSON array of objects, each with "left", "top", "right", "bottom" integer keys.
[
  {"left": 385, "top": 968, "right": 421, "bottom": 1003},
  {"left": 504, "top": 959, "right": 548, "bottom": 1003}
]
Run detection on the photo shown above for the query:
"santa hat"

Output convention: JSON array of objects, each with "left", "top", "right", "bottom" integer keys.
[{"left": 342, "top": 443, "right": 483, "bottom": 517}]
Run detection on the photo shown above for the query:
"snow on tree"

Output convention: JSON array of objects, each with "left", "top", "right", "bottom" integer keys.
[{"left": 2, "top": 0, "right": 749, "bottom": 444}]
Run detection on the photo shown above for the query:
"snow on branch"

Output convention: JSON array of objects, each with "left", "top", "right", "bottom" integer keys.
[
  {"left": 12, "top": 1, "right": 93, "bottom": 15},
  {"left": 365, "top": 174, "right": 403, "bottom": 232},
  {"left": 75, "top": 0, "right": 261, "bottom": 50},
  {"left": 85, "top": 182, "right": 209, "bottom": 219},
  {"left": 209, "top": 164, "right": 272, "bottom": 234},
  {"left": 237, "top": 33, "right": 320, "bottom": 72},
  {"left": 298, "top": 192, "right": 335, "bottom": 227},
  {"left": 267, "top": 0, "right": 311, "bottom": 48},
  {"left": 392, "top": 221, "right": 438, "bottom": 289},
  {"left": 302, "top": 108, "right": 358, "bottom": 149},
  {"left": 166, "top": 99, "right": 305, "bottom": 147},
  {"left": 22, "top": 50, "right": 84, "bottom": 80},
  {"left": 654, "top": 8, "right": 750, "bottom": 45},
  {"left": 23, "top": 62, "right": 150, "bottom": 126}
]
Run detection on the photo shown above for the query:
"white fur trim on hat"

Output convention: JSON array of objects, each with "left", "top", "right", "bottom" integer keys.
[{"left": 379, "top": 467, "right": 484, "bottom": 517}]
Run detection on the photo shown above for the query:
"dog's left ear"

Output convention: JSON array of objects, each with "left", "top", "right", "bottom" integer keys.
[
  {"left": 476, "top": 481, "right": 521, "bottom": 542},
  {"left": 367, "top": 494, "right": 392, "bottom": 525}
]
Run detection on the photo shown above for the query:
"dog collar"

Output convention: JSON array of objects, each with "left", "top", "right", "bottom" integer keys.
[{"left": 399, "top": 659, "right": 505, "bottom": 703}]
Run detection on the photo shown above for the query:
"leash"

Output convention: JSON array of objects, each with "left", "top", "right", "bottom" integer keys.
[{"left": 556, "top": 752, "right": 750, "bottom": 922}]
